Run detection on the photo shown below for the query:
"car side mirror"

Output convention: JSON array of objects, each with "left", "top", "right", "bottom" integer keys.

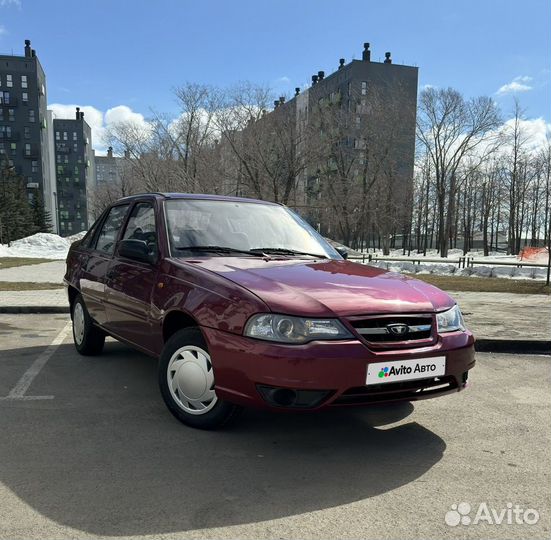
[
  {"left": 119, "top": 239, "right": 155, "bottom": 264},
  {"left": 336, "top": 247, "right": 349, "bottom": 259}
]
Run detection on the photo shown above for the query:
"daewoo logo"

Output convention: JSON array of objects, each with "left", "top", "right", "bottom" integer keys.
[
  {"left": 387, "top": 323, "right": 409, "bottom": 335},
  {"left": 378, "top": 362, "right": 438, "bottom": 379}
]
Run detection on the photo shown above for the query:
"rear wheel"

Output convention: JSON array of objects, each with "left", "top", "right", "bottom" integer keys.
[
  {"left": 159, "top": 327, "right": 241, "bottom": 429},
  {"left": 72, "top": 294, "right": 105, "bottom": 356}
]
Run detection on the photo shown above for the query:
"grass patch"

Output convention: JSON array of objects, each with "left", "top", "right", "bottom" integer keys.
[
  {"left": 0, "top": 281, "right": 62, "bottom": 291},
  {"left": 0, "top": 257, "right": 57, "bottom": 269},
  {"left": 409, "top": 273, "right": 550, "bottom": 295}
]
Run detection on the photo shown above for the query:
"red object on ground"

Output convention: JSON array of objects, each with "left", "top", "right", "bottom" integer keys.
[{"left": 519, "top": 247, "right": 549, "bottom": 263}]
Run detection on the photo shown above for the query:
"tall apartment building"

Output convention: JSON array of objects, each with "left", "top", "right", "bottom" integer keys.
[
  {"left": 53, "top": 107, "right": 94, "bottom": 236},
  {"left": 0, "top": 40, "right": 56, "bottom": 228},
  {"left": 285, "top": 43, "right": 418, "bottom": 209}
]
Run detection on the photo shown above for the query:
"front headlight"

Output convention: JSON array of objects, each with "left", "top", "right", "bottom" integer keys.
[
  {"left": 244, "top": 314, "right": 353, "bottom": 344},
  {"left": 436, "top": 305, "right": 466, "bottom": 333}
]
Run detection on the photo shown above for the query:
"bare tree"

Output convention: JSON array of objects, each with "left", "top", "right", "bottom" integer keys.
[{"left": 416, "top": 87, "right": 501, "bottom": 256}]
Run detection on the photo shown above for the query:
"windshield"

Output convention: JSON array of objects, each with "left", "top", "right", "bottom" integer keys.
[{"left": 165, "top": 199, "right": 340, "bottom": 259}]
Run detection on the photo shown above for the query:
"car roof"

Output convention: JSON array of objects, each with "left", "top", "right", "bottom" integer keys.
[{"left": 117, "top": 192, "right": 282, "bottom": 206}]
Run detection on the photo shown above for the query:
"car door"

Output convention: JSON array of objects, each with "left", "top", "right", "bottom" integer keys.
[
  {"left": 103, "top": 200, "right": 160, "bottom": 353},
  {"left": 79, "top": 204, "right": 130, "bottom": 326}
]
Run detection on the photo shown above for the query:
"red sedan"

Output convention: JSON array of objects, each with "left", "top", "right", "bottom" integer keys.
[{"left": 64, "top": 193, "right": 475, "bottom": 429}]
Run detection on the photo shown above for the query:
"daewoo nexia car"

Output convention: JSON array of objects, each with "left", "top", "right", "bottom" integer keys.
[{"left": 64, "top": 193, "right": 475, "bottom": 429}]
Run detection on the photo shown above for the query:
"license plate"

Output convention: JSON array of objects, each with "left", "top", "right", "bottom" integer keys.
[{"left": 366, "top": 356, "right": 446, "bottom": 385}]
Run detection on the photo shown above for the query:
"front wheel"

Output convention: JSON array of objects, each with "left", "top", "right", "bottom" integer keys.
[
  {"left": 158, "top": 327, "right": 241, "bottom": 429},
  {"left": 72, "top": 294, "right": 105, "bottom": 355}
]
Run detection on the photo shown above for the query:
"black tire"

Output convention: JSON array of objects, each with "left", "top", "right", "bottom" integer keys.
[
  {"left": 71, "top": 294, "right": 105, "bottom": 356},
  {"left": 159, "top": 327, "right": 241, "bottom": 430}
]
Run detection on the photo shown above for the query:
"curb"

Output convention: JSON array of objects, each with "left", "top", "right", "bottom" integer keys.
[
  {"left": 475, "top": 339, "right": 551, "bottom": 355},
  {"left": 0, "top": 306, "right": 69, "bottom": 314}
]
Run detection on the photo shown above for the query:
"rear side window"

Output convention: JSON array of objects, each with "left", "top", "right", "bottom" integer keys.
[
  {"left": 80, "top": 212, "right": 105, "bottom": 249},
  {"left": 93, "top": 204, "right": 129, "bottom": 254}
]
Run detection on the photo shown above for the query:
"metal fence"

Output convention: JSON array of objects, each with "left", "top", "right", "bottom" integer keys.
[{"left": 348, "top": 253, "right": 550, "bottom": 270}]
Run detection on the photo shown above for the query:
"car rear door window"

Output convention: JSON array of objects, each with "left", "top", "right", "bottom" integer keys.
[{"left": 94, "top": 204, "right": 129, "bottom": 254}]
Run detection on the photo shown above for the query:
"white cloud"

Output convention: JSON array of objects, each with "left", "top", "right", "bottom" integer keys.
[
  {"left": 0, "top": 0, "right": 21, "bottom": 7},
  {"left": 276, "top": 76, "right": 291, "bottom": 84},
  {"left": 499, "top": 117, "right": 551, "bottom": 152},
  {"left": 48, "top": 103, "right": 149, "bottom": 154},
  {"left": 104, "top": 105, "right": 146, "bottom": 126},
  {"left": 496, "top": 76, "right": 533, "bottom": 95}
]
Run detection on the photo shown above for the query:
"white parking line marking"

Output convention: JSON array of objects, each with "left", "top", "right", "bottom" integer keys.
[
  {"left": 0, "top": 321, "right": 71, "bottom": 401},
  {"left": 0, "top": 395, "right": 54, "bottom": 401}
]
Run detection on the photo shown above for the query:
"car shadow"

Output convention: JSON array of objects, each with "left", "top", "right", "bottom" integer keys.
[{"left": 0, "top": 341, "right": 446, "bottom": 536}]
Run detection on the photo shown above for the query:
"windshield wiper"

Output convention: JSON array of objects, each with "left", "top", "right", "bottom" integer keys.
[
  {"left": 175, "top": 245, "right": 267, "bottom": 257},
  {"left": 250, "top": 247, "right": 328, "bottom": 259}
]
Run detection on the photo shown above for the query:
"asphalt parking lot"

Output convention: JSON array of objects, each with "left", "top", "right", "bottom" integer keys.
[{"left": 0, "top": 314, "right": 549, "bottom": 540}]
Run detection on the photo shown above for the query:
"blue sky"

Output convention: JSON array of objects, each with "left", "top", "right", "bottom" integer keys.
[{"left": 0, "top": 0, "right": 549, "bottom": 149}]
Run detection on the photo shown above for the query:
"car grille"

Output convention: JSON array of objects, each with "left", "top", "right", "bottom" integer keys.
[{"left": 347, "top": 314, "right": 434, "bottom": 348}]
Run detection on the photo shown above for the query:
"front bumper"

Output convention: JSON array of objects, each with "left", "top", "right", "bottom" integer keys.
[{"left": 202, "top": 327, "right": 476, "bottom": 410}]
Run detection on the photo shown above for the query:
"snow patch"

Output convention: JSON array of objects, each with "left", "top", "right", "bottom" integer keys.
[{"left": 0, "top": 231, "right": 86, "bottom": 259}]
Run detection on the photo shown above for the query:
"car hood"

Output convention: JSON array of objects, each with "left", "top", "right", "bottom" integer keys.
[{"left": 177, "top": 257, "right": 455, "bottom": 317}]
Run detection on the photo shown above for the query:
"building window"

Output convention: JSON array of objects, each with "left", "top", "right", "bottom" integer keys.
[
  {"left": 25, "top": 143, "right": 31, "bottom": 156},
  {"left": 29, "top": 110, "right": 35, "bottom": 122},
  {"left": 74, "top": 166, "right": 79, "bottom": 175},
  {"left": 55, "top": 131, "right": 60, "bottom": 140},
  {"left": 0, "top": 109, "right": 3, "bottom": 122},
  {"left": 21, "top": 75, "right": 28, "bottom": 89},
  {"left": 361, "top": 81, "right": 368, "bottom": 95},
  {"left": 24, "top": 126, "right": 30, "bottom": 139},
  {"left": 10, "top": 142, "right": 16, "bottom": 155},
  {"left": 1, "top": 91, "right": 9, "bottom": 104},
  {"left": 32, "top": 160, "right": 38, "bottom": 172},
  {"left": 6, "top": 74, "right": 12, "bottom": 88},
  {"left": 63, "top": 132, "right": 67, "bottom": 141},
  {"left": 22, "top": 92, "right": 28, "bottom": 103},
  {"left": 57, "top": 165, "right": 64, "bottom": 174},
  {"left": 73, "top": 143, "right": 78, "bottom": 152},
  {"left": 73, "top": 132, "right": 77, "bottom": 141},
  {"left": 8, "top": 108, "right": 14, "bottom": 121},
  {"left": 64, "top": 155, "right": 68, "bottom": 163},
  {"left": 0, "top": 142, "right": 4, "bottom": 154},
  {"left": 355, "top": 115, "right": 361, "bottom": 126},
  {"left": 56, "top": 154, "right": 61, "bottom": 163}
]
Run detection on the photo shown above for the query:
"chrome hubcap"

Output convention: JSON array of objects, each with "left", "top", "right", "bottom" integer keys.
[
  {"left": 73, "top": 302, "right": 85, "bottom": 345},
  {"left": 167, "top": 345, "right": 217, "bottom": 415}
]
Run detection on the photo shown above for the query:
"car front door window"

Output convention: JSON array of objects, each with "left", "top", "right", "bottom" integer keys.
[{"left": 122, "top": 202, "right": 157, "bottom": 257}]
